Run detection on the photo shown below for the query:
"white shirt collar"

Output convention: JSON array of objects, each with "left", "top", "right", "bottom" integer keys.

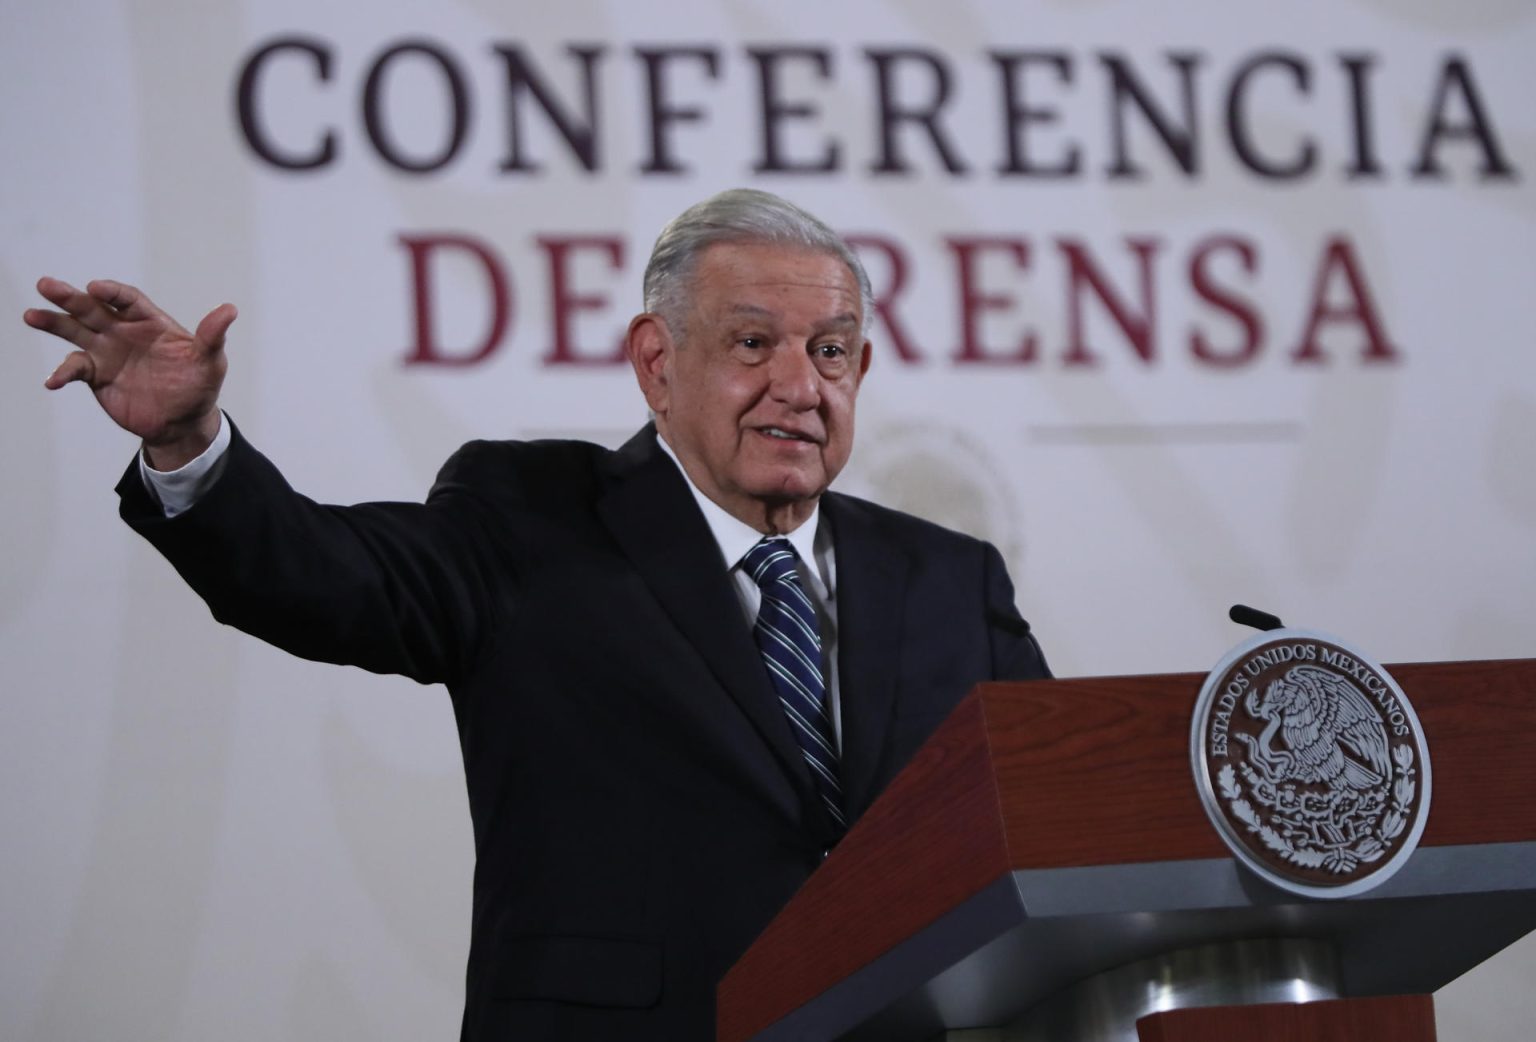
[{"left": 654, "top": 431, "right": 823, "bottom": 576}]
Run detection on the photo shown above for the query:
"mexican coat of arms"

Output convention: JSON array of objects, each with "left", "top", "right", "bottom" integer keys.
[{"left": 1191, "top": 630, "right": 1433, "bottom": 898}]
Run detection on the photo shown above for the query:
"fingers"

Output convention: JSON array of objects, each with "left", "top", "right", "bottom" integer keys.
[
  {"left": 44, "top": 350, "right": 96, "bottom": 390},
  {"left": 21, "top": 306, "right": 94, "bottom": 348},
  {"left": 36, "top": 276, "right": 114, "bottom": 332},
  {"left": 27, "top": 276, "right": 230, "bottom": 361},
  {"left": 193, "top": 302, "right": 238, "bottom": 349},
  {"left": 34, "top": 275, "right": 80, "bottom": 305},
  {"left": 86, "top": 278, "right": 156, "bottom": 321}
]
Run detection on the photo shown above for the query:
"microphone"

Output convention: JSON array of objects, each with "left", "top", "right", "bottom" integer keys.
[{"left": 1229, "top": 604, "right": 1284, "bottom": 632}]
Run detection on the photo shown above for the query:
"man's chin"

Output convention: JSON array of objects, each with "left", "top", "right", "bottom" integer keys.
[{"left": 739, "top": 468, "right": 830, "bottom": 507}]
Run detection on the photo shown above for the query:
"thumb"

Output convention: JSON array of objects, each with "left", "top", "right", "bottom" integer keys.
[{"left": 194, "top": 302, "right": 239, "bottom": 349}]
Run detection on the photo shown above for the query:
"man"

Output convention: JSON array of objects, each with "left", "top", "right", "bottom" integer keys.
[{"left": 24, "top": 189, "right": 1049, "bottom": 1040}]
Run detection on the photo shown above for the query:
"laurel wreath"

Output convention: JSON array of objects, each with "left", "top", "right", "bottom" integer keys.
[{"left": 1220, "top": 743, "right": 1416, "bottom": 874}]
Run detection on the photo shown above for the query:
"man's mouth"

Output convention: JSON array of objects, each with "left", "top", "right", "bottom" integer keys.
[{"left": 758, "top": 426, "right": 818, "bottom": 443}]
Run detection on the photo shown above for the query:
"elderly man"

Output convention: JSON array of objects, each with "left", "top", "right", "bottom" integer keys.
[{"left": 24, "top": 189, "right": 1049, "bottom": 1041}]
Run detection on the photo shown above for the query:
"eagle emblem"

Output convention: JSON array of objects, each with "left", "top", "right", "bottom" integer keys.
[
  {"left": 1192, "top": 631, "right": 1432, "bottom": 898},
  {"left": 1240, "top": 664, "right": 1391, "bottom": 792}
]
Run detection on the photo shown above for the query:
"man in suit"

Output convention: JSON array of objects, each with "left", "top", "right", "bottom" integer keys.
[{"left": 24, "top": 189, "right": 1048, "bottom": 1040}]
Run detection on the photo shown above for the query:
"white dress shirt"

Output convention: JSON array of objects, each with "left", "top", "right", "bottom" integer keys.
[{"left": 136, "top": 410, "right": 232, "bottom": 518}]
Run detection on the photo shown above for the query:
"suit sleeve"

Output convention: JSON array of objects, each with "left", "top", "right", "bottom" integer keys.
[
  {"left": 116, "top": 421, "right": 508, "bottom": 686},
  {"left": 981, "top": 541, "right": 1051, "bottom": 681}
]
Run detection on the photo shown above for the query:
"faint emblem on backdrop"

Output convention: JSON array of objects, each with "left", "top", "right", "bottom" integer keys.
[
  {"left": 1191, "top": 630, "right": 1432, "bottom": 898},
  {"left": 843, "top": 420, "right": 1023, "bottom": 560}
]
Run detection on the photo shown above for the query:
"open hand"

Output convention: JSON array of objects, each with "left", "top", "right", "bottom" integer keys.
[{"left": 23, "top": 277, "right": 236, "bottom": 468}]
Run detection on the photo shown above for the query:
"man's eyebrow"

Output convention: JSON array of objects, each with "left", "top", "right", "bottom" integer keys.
[{"left": 813, "top": 313, "right": 861, "bottom": 332}]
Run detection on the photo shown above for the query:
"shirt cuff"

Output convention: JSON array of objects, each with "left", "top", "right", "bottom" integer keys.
[{"left": 137, "top": 411, "right": 233, "bottom": 518}]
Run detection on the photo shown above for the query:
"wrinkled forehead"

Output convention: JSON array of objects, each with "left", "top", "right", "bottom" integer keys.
[
  {"left": 686, "top": 242, "right": 864, "bottom": 318},
  {"left": 720, "top": 301, "right": 863, "bottom": 336}
]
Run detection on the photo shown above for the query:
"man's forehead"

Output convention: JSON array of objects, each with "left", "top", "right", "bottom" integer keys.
[
  {"left": 696, "top": 242, "right": 857, "bottom": 290},
  {"left": 688, "top": 243, "right": 862, "bottom": 325},
  {"left": 723, "top": 302, "right": 861, "bottom": 329}
]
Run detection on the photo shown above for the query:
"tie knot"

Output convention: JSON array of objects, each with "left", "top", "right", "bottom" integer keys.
[{"left": 742, "top": 537, "right": 800, "bottom": 590}]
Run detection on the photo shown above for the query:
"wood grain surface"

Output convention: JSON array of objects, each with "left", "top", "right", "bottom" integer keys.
[{"left": 1137, "top": 993, "right": 1437, "bottom": 1042}]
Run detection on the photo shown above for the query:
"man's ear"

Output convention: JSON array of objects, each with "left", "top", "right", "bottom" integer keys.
[
  {"left": 857, "top": 338, "right": 873, "bottom": 382},
  {"left": 625, "top": 313, "right": 674, "bottom": 415}
]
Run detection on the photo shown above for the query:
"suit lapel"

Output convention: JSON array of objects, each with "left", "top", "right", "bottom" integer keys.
[
  {"left": 824, "top": 494, "right": 910, "bottom": 820},
  {"left": 596, "top": 428, "right": 814, "bottom": 801}
]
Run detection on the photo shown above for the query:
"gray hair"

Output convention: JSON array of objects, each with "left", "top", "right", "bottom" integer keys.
[{"left": 642, "top": 188, "right": 874, "bottom": 338}]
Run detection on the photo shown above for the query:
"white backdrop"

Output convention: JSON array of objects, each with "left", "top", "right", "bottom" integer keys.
[{"left": 3, "top": 1, "right": 1534, "bottom": 1039}]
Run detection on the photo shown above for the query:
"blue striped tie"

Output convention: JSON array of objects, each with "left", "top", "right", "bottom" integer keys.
[{"left": 742, "top": 538, "right": 846, "bottom": 829}]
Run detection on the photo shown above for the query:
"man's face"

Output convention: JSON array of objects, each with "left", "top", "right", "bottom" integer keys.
[{"left": 633, "top": 241, "right": 871, "bottom": 533}]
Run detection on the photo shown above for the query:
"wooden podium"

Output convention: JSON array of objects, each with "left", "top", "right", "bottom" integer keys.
[{"left": 718, "top": 659, "right": 1536, "bottom": 1042}]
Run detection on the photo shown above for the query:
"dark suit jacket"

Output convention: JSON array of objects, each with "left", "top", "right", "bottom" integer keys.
[{"left": 117, "top": 422, "right": 1048, "bottom": 1041}]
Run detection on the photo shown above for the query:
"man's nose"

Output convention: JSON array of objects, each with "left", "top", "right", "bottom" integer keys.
[{"left": 768, "top": 345, "right": 820, "bottom": 409}]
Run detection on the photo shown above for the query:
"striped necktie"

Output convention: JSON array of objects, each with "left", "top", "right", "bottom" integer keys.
[{"left": 741, "top": 537, "right": 846, "bottom": 829}]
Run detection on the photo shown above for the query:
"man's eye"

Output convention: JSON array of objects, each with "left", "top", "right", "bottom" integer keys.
[
  {"left": 739, "top": 337, "right": 764, "bottom": 349},
  {"left": 815, "top": 343, "right": 845, "bottom": 358}
]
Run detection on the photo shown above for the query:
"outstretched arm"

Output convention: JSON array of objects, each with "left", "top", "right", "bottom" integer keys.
[
  {"left": 25, "top": 276, "right": 500, "bottom": 685},
  {"left": 22, "top": 277, "right": 234, "bottom": 470}
]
